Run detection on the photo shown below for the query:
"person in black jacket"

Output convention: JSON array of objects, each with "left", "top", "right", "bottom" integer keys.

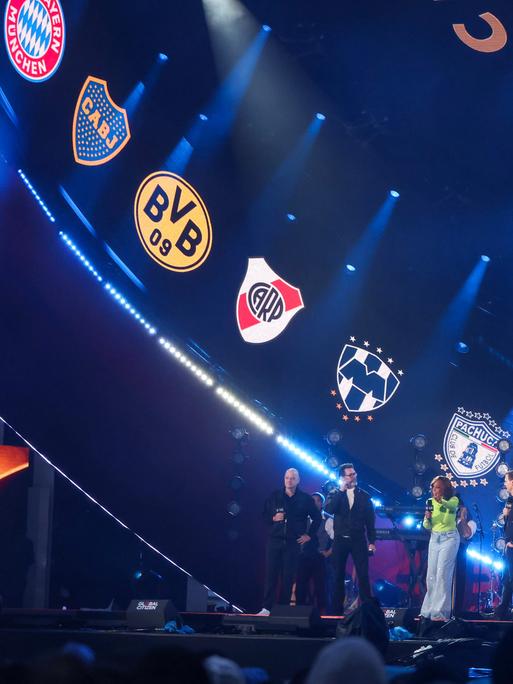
[
  {"left": 324, "top": 463, "right": 376, "bottom": 615},
  {"left": 258, "top": 468, "right": 322, "bottom": 616},
  {"left": 495, "top": 471, "right": 513, "bottom": 619}
]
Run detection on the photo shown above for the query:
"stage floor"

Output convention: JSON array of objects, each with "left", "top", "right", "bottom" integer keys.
[{"left": 0, "top": 610, "right": 507, "bottom": 680}]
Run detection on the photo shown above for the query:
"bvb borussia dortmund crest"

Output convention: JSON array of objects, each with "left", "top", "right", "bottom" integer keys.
[
  {"left": 73, "top": 76, "right": 131, "bottom": 165},
  {"left": 329, "top": 337, "right": 404, "bottom": 423},
  {"left": 435, "top": 407, "right": 511, "bottom": 488}
]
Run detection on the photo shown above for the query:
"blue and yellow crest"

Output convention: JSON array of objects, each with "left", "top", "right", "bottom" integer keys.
[{"left": 73, "top": 76, "right": 130, "bottom": 166}]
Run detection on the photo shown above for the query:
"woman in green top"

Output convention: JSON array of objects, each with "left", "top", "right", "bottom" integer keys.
[{"left": 420, "top": 476, "right": 460, "bottom": 622}]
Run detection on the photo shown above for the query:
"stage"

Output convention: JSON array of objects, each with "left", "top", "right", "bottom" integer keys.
[{"left": 0, "top": 610, "right": 507, "bottom": 680}]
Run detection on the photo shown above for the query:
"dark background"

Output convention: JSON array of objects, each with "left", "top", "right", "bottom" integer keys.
[{"left": 1, "top": 0, "right": 513, "bottom": 609}]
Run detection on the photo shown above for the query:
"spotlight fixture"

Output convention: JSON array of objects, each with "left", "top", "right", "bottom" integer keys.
[
  {"left": 286, "top": 213, "right": 296, "bottom": 222},
  {"left": 481, "top": 255, "right": 490, "bottom": 263},
  {"left": 390, "top": 190, "right": 400, "bottom": 198},
  {"left": 230, "top": 426, "right": 248, "bottom": 441},
  {"left": 199, "top": 113, "right": 208, "bottom": 121},
  {"left": 230, "top": 476, "right": 245, "bottom": 491},
  {"left": 413, "top": 459, "right": 427, "bottom": 475},
  {"left": 496, "top": 461, "right": 509, "bottom": 478},
  {"left": 455, "top": 341, "right": 470, "bottom": 354},
  {"left": 371, "top": 498, "right": 383, "bottom": 508},
  {"left": 157, "top": 53, "right": 169, "bottom": 63},
  {"left": 494, "top": 537, "right": 506, "bottom": 553},
  {"left": 498, "top": 439, "right": 511, "bottom": 454},
  {"left": 321, "top": 480, "right": 339, "bottom": 496},
  {"left": 411, "top": 484, "right": 424, "bottom": 499},
  {"left": 262, "top": 24, "right": 272, "bottom": 32},
  {"left": 227, "top": 501, "right": 241, "bottom": 517},
  {"left": 410, "top": 434, "right": 427, "bottom": 451},
  {"left": 316, "top": 113, "right": 326, "bottom": 121},
  {"left": 325, "top": 429, "right": 342, "bottom": 446},
  {"left": 345, "top": 264, "right": 356, "bottom": 273},
  {"left": 497, "top": 486, "right": 509, "bottom": 503},
  {"left": 326, "top": 453, "right": 341, "bottom": 470}
]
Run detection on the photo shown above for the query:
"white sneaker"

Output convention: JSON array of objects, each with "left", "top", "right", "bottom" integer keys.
[{"left": 256, "top": 608, "right": 270, "bottom": 616}]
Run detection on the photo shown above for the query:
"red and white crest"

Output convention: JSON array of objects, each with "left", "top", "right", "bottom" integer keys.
[
  {"left": 236, "top": 258, "right": 304, "bottom": 344},
  {"left": 4, "top": 0, "right": 65, "bottom": 82}
]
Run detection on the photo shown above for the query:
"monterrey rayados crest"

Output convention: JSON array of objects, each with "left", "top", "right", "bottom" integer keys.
[
  {"left": 73, "top": 76, "right": 131, "bottom": 166},
  {"left": 435, "top": 407, "right": 511, "bottom": 488},
  {"left": 330, "top": 336, "right": 404, "bottom": 423},
  {"left": 236, "top": 258, "right": 304, "bottom": 343}
]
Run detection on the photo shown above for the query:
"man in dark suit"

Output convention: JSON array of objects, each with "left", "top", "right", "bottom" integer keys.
[
  {"left": 325, "top": 463, "right": 376, "bottom": 615},
  {"left": 258, "top": 468, "right": 321, "bottom": 615}
]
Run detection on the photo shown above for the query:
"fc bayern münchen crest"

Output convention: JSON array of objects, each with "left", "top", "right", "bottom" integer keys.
[
  {"left": 236, "top": 258, "right": 304, "bottom": 343},
  {"left": 443, "top": 408, "right": 506, "bottom": 479},
  {"left": 4, "top": 0, "right": 65, "bottom": 82},
  {"left": 336, "top": 342, "right": 401, "bottom": 413},
  {"left": 72, "top": 76, "right": 131, "bottom": 166}
]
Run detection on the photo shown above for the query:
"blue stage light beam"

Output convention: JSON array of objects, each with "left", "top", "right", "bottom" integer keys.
[
  {"left": 200, "top": 25, "right": 271, "bottom": 159},
  {"left": 246, "top": 114, "right": 326, "bottom": 240},
  {"left": 124, "top": 53, "right": 169, "bottom": 119},
  {"left": 409, "top": 255, "right": 491, "bottom": 402},
  {"left": 430, "top": 256, "right": 490, "bottom": 355},
  {"left": 344, "top": 191, "right": 399, "bottom": 273},
  {"left": 0, "top": 86, "right": 18, "bottom": 128},
  {"left": 164, "top": 114, "right": 209, "bottom": 175},
  {"left": 123, "top": 81, "right": 146, "bottom": 118},
  {"left": 313, "top": 191, "right": 399, "bottom": 329}
]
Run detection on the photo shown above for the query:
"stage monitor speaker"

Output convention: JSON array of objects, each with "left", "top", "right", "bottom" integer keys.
[
  {"left": 127, "top": 599, "right": 180, "bottom": 630},
  {"left": 382, "top": 606, "right": 418, "bottom": 633},
  {"left": 271, "top": 604, "right": 322, "bottom": 629}
]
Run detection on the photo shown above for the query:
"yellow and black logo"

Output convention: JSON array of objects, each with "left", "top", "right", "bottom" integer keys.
[{"left": 134, "top": 172, "right": 213, "bottom": 272}]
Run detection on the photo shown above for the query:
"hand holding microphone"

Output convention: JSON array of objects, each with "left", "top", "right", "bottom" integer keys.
[
  {"left": 425, "top": 498, "right": 433, "bottom": 520},
  {"left": 273, "top": 507, "right": 285, "bottom": 522}
]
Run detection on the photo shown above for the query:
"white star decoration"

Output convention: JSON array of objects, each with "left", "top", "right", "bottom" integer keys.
[
  {"left": 457, "top": 407, "right": 465, "bottom": 414},
  {"left": 376, "top": 347, "right": 382, "bottom": 354},
  {"left": 349, "top": 336, "right": 356, "bottom": 342},
  {"left": 398, "top": 370, "right": 404, "bottom": 376},
  {"left": 434, "top": 454, "right": 443, "bottom": 462},
  {"left": 387, "top": 358, "right": 394, "bottom": 364},
  {"left": 363, "top": 341, "right": 370, "bottom": 348}
]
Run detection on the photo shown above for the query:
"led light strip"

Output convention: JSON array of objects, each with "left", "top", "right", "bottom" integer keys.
[
  {"left": 276, "top": 435, "right": 334, "bottom": 477},
  {"left": 19, "top": 170, "right": 339, "bottom": 478},
  {"left": 18, "top": 169, "right": 56, "bottom": 222},
  {"left": 59, "top": 232, "right": 103, "bottom": 283},
  {"left": 159, "top": 337, "right": 214, "bottom": 386},
  {"left": 216, "top": 387, "right": 274, "bottom": 434},
  {"left": 0, "top": 414, "right": 242, "bottom": 612},
  {"left": 466, "top": 547, "right": 504, "bottom": 571}
]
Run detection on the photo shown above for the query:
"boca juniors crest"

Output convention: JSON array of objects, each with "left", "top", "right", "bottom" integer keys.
[
  {"left": 330, "top": 337, "right": 404, "bottom": 422},
  {"left": 73, "top": 77, "right": 131, "bottom": 166},
  {"left": 4, "top": 0, "right": 65, "bottom": 82},
  {"left": 438, "top": 408, "right": 510, "bottom": 486},
  {"left": 236, "top": 258, "right": 304, "bottom": 343}
]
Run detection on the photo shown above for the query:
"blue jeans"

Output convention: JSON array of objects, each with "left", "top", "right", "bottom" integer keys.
[{"left": 421, "top": 530, "right": 460, "bottom": 620}]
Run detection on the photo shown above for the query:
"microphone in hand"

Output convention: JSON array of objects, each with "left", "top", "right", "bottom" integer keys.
[{"left": 425, "top": 498, "right": 433, "bottom": 519}]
